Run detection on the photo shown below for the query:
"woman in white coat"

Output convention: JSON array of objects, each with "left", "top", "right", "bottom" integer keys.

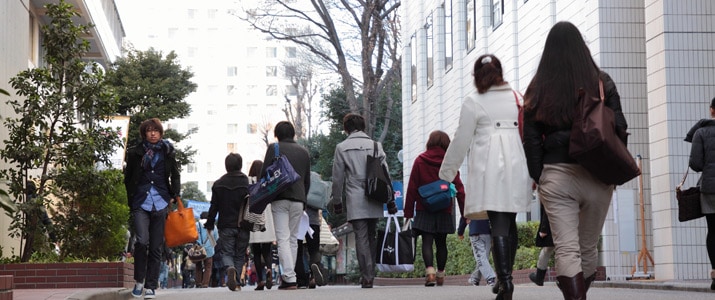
[{"left": 439, "top": 54, "right": 530, "bottom": 300}]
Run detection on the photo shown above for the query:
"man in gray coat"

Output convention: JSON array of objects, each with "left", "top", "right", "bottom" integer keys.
[{"left": 331, "top": 113, "right": 397, "bottom": 288}]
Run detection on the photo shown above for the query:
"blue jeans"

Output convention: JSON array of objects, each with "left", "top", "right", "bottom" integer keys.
[
  {"left": 469, "top": 234, "right": 496, "bottom": 283},
  {"left": 219, "top": 228, "right": 250, "bottom": 270},
  {"left": 132, "top": 207, "right": 168, "bottom": 289}
]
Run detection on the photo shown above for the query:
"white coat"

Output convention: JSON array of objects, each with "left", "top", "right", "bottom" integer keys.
[{"left": 439, "top": 84, "right": 531, "bottom": 219}]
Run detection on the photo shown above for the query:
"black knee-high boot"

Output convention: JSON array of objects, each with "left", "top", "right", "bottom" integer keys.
[{"left": 492, "top": 236, "right": 514, "bottom": 300}]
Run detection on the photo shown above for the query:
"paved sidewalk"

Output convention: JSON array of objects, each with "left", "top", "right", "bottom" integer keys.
[{"left": 11, "top": 279, "right": 714, "bottom": 299}]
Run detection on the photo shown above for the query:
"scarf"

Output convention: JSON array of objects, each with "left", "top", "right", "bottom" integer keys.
[{"left": 141, "top": 140, "right": 166, "bottom": 170}]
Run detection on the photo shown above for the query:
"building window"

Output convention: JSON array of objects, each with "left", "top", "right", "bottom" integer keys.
[
  {"left": 187, "top": 9, "right": 197, "bottom": 19},
  {"left": 266, "top": 47, "right": 277, "bottom": 58},
  {"left": 286, "top": 47, "right": 297, "bottom": 58},
  {"left": 426, "top": 15, "right": 434, "bottom": 88},
  {"left": 227, "top": 85, "right": 236, "bottom": 95},
  {"left": 246, "top": 85, "right": 257, "bottom": 96},
  {"left": 247, "top": 47, "right": 257, "bottom": 57},
  {"left": 492, "top": 0, "right": 503, "bottom": 29},
  {"left": 410, "top": 34, "right": 417, "bottom": 103},
  {"left": 266, "top": 66, "right": 278, "bottom": 77},
  {"left": 206, "top": 181, "right": 214, "bottom": 191},
  {"left": 187, "top": 164, "right": 197, "bottom": 173},
  {"left": 266, "top": 85, "right": 277, "bottom": 96},
  {"left": 168, "top": 28, "right": 178, "bottom": 39},
  {"left": 207, "top": 9, "right": 217, "bottom": 19},
  {"left": 227, "top": 104, "right": 238, "bottom": 110},
  {"left": 286, "top": 85, "right": 298, "bottom": 96},
  {"left": 285, "top": 65, "right": 297, "bottom": 77},
  {"left": 227, "top": 123, "right": 238, "bottom": 134},
  {"left": 206, "top": 162, "right": 213, "bottom": 173},
  {"left": 444, "top": 0, "right": 453, "bottom": 71},
  {"left": 29, "top": 14, "right": 40, "bottom": 66},
  {"left": 247, "top": 123, "right": 258, "bottom": 134},
  {"left": 187, "top": 47, "right": 197, "bottom": 57},
  {"left": 227, "top": 143, "right": 237, "bottom": 153},
  {"left": 466, "top": 0, "right": 476, "bottom": 51},
  {"left": 227, "top": 66, "right": 238, "bottom": 77}
]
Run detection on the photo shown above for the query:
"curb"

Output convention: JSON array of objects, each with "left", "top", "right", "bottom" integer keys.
[
  {"left": 593, "top": 280, "right": 714, "bottom": 293},
  {"left": 67, "top": 288, "right": 131, "bottom": 300}
]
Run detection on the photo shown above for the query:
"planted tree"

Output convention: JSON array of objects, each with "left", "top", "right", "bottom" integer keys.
[
  {"left": 106, "top": 47, "right": 198, "bottom": 167},
  {"left": 0, "top": 0, "right": 124, "bottom": 261}
]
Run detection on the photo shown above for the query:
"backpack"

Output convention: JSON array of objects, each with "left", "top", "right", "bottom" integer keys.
[{"left": 365, "top": 141, "right": 393, "bottom": 203}]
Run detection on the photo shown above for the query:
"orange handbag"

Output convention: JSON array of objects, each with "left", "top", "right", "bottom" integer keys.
[{"left": 164, "top": 197, "right": 198, "bottom": 247}]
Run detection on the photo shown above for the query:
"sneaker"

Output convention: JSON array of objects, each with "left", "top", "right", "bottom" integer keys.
[
  {"left": 311, "top": 264, "right": 325, "bottom": 286},
  {"left": 278, "top": 281, "right": 297, "bottom": 290},
  {"left": 144, "top": 289, "right": 155, "bottom": 299},
  {"left": 227, "top": 267, "right": 238, "bottom": 291},
  {"left": 487, "top": 277, "right": 496, "bottom": 287},
  {"left": 131, "top": 282, "right": 143, "bottom": 298},
  {"left": 470, "top": 278, "right": 480, "bottom": 286}
]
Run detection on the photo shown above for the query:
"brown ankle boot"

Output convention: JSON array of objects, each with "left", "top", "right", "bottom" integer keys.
[
  {"left": 556, "top": 272, "right": 586, "bottom": 300},
  {"left": 425, "top": 267, "right": 436, "bottom": 287},
  {"left": 436, "top": 271, "right": 445, "bottom": 286}
]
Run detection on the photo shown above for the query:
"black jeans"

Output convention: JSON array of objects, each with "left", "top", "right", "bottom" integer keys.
[
  {"left": 132, "top": 207, "right": 168, "bottom": 289},
  {"left": 296, "top": 224, "right": 321, "bottom": 284},
  {"left": 251, "top": 242, "right": 273, "bottom": 281}
]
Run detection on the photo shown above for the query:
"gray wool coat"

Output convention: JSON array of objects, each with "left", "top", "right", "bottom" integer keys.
[{"left": 331, "top": 131, "right": 389, "bottom": 221}]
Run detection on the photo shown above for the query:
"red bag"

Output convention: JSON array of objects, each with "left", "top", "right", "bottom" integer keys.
[
  {"left": 164, "top": 197, "right": 198, "bottom": 247},
  {"left": 569, "top": 80, "right": 640, "bottom": 185}
]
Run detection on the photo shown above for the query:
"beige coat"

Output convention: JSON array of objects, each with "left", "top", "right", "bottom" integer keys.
[{"left": 439, "top": 84, "right": 531, "bottom": 219}]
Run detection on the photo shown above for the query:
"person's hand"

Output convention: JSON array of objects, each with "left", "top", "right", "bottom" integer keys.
[
  {"left": 332, "top": 202, "right": 343, "bottom": 214},
  {"left": 387, "top": 201, "right": 398, "bottom": 215},
  {"left": 458, "top": 235, "right": 464, "bottom": 241},
  {"left": 539, "top": 232, "right": 548, "bottom": 238},
  {"left": 172, "top": 196, "right": 180, "bottom": 204}
]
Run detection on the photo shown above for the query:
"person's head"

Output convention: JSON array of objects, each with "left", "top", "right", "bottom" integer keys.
[
  {"left": 248, "top": 160, "right": 263, "bottom": 177},
  {"left": 426, "top": 130, "right": 451, "bottom": 151},
  {"left": 710, "top": 97, "right": 715, "bottom": 117},
  {"left": 525, "top": 21, "right": 600, "bottom": 127},
  {"left": 473, "top": 54, "right": 505, "bottom": 93},
  {"left": 274, "top": 121, "right": 295, "bottom": 141},
  {"left": 225, "top": 153, "right": 243, "bottom": 172},
  {"left": 139, "top": 118, "right": 164, "bottom": 144},
  {"left": 342, "top": 113, "right": 366, "bottom": 133}
]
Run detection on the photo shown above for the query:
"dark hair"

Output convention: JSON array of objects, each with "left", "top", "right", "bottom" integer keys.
[
  {"left": 139, "top": 118, "right": 164, "bottom": 140},
  {"left": 426, "top": 130, "right": 451, "bottom": 151},
  {"left": 473, "top": 54, "right": 505, "bottom": 93},
  {"left": 342, "top": 113, "right": 366, "bottom": 133},
  {"left": 524, "top": 21, "right": 600, "bottom": 127},
  {"left": 710, "top": 97, "right": 715, "bottom": 109},
  {"left": 274, "top": 121, "right": 295, "bottom": 141},
  {"left": 248, "top": 160, "right": 263, "bottom": 177},
  {"left": 225, "top": 153, "right": 243, "bottom": 172}
]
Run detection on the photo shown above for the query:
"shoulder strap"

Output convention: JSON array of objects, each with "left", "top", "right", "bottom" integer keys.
[
  {"left": 274, "top": 143, "right": 280, "bottom": 159},
  {"left": 512, "top": 90, "right": 522, "bottom": 108},
  {"left": 373, "top": 141, "right": 378, "bottom": 157}
]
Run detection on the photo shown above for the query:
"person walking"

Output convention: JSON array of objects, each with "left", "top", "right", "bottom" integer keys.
[
  {"left": 404, "top": 130, "right": 465, "bottom": 287},
  {"left": 194, "top": 212, "right": 219, "bottom": 288},
  {"left": 124, "top": 118, "right": 181, "bottom": 299},
  {"left": 686, "top": 97, "right": 715, "bottom": 291},
  {"left": 522, "top": 21, "right": 629, "bottom": 299},
  {"left": 528, "top": 205, "right": 555, "bottom": 286},
  {"left": 204, "top": 153, "right": 252, "bottom": 292},
  {"left": 330, "top": 113, "right": 398, "bottom": 288},
  {"left": 458, "top": 218, "right": 496, "bottom": 287},
  {"left": 261, "top": 121, "right": 312, "bottom": 290},
  {"left": 439, "top": 54, "right": 530, "bottom": 300},
  {"left": 247, "top": 160, "right": 277, "bottom": 290}
]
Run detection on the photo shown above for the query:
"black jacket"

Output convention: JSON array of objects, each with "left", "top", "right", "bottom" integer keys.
[
  {"left": 205, "top": 171, "right": 250, "bottom": 230},
  {"left": 688, "top": 119, "right": 715, "bottom": 194},
  {"left": 523, "top": 72, "right": 628, "bottom": 182},
  {"left": 124, "top": 140, "right": 180, "bottom": 209},
  {"left": 260, "top": 140, "right": 311, "bottom": 203}
]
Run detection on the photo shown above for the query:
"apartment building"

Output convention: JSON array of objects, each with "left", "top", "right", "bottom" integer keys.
[
  {"left": 121, "top": 1, "right": 297, "bottom": 198},
  {"left": 401, "top": 0, "right": 715, "bottom": 280},
  {"left": 0, "top": 0, "right": 124, "bottom": 256}
]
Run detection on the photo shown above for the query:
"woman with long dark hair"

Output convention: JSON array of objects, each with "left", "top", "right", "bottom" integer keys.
[
  {"left": 522, "top": 21, "right": 628, "bottom": 299},
  {"left": 247, "top": 160, "right": 276, "bottom": 290},
  {"left": 440, "top": 54, "right": 530, "bottom": 300}
]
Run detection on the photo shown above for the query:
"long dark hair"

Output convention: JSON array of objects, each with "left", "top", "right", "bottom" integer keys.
[
  {"left": 524, "top": 21, "right": 600, "bottom": 127},
  {"left": 248, "top": 160, "right": 263, "bottom": 177}
]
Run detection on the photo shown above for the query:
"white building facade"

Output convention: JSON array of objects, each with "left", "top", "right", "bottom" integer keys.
[
  {"left": 401, "top": 0, "right": 715, "bottom": 280},
  {"left": 0, "top": 0, "right": 124, "bottom": 256},
  {"left": 123, "top": 0, "right": 297, "bottom": 198}
]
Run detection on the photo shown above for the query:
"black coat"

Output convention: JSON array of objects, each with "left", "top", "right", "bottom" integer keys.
[
  {"left": 523, "top": 72, "right": 628, "bottom": 182},
  {"left": 123, "top": 141, "right": 181, "bottom": 209},
  {"left": 205, "top": 171, "right": 250, "bottom": 230},
  {"left": 688, "top": 119, "right": 715, "bottom": 194}
]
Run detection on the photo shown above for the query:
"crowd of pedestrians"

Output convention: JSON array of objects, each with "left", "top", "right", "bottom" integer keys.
[{"left": 123, "top": 21, "right": 715, "bottom": 300}]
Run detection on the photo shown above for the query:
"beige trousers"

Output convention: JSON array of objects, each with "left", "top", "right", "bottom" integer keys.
[{"left": 538, "top": 163, "right": 613, "bottom": 278}]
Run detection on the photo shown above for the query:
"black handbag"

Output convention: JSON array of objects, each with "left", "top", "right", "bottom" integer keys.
[
  {"left": 676, "top": 167, "right": 704, "bottom": 222},
  {"left": 365, "top": 141, "right": 393, "bottom": 203}
]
